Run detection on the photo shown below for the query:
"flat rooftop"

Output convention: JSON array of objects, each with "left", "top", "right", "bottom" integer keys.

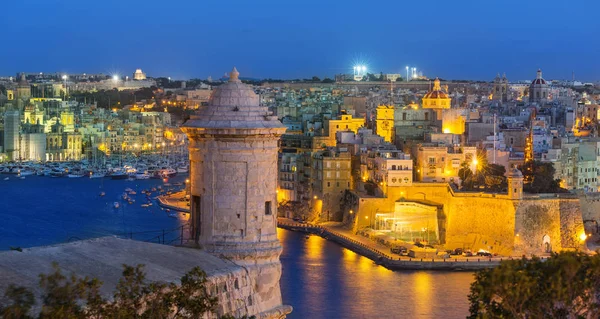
[{"left": 0, "top": 237, "right": 241, "bottom": 306}]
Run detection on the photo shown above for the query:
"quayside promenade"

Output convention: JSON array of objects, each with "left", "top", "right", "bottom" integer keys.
[
  {"left": 277, "top": 219, "right": 507, "bottom": 271},
  {"left": 157, "top": 193, "right": 554, "bottom": 271}
]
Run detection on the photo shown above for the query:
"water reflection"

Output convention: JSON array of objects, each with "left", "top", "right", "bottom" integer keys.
[{"left": 279, "top": 229, "right": 474, "bottom": 319}]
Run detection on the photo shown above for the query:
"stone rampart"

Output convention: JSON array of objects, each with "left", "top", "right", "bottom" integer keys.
[{"left": 348, "top": 183, "right": 586, "bottom": 256}]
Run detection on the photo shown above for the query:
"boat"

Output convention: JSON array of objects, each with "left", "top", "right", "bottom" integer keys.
[
  {"left": 156, "top": 168, "right": 177, "bottom": 178},
  {"left": 3, "top": 177, "right": 8, "bottom": 181},
  {"left": 18, "top": 170, "right": 35, "bottom": 177},
  {"left": 99, "top": 192, "right": 105, "bottom": 197},
  {"left": 168, "top": 212, "right": 177, "bottom": 218},
  {"left": 135, "top": 173, "right": 151, "bottom": 180},
  {"left": 141, "top": 204, "right": 150, "bottom": 208},
  {"left": 124, "top": 188, "right": 133, "bottom": 192},
  {"left": 176, "top": 166, "right": 189, "bottom": 173},
  {"left": 89, "top": 172, "right": 106, "bottom": 179},
  {"left": 67, "top": 173, "right": 85, "bottom": 178},
  {"left": 109, "top": 172, "right": 128, "bottom": 180},
  {"left": 113, "top": 202, "right": 120, "bottom": 209}
]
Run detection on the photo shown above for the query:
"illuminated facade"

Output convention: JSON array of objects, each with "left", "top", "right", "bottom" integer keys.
[
  {"left": 3, "top": 106, "right": 20, "bottom": 161},
  {"left": 441, "top": 108, "right": 467, "bottom": 135},
  {"left": 492, "top": 73, "right": 509, "bottom": 102},
  {"left": 312, "top": 149, "right": 352, "bottom": 221},
  {"left": 375, "top": 105, "right": 394, "bottom": 143},
  {"left": 422, "top": 78, "right": 451, "bottom": 110},
  {"left": 415, "top": 143, "right": 477, "bottom": 183},
  {"left": 323, "top": 114, "right": 365, "bottom": 146},
  {"left": 529, "top": 69, "right": 550, "bottom": 103},
  {"left": 133, "top": 69, "right": 147, "bottom": 80},
  {"left": 45, "top": 121, "right": 83, "bottom": 161}
]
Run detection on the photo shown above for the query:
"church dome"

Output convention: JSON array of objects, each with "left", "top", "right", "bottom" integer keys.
[
  {"left": 183, "top": 67, "right": 285, "bottom": 130},
  {"left": 530, "top": 69, "right": 547, "bottom": 86},
  {"left": 423, "top": 78, "right": 448, "bottom": 99}
]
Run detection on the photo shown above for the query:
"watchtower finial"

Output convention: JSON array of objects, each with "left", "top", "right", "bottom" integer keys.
[{"left": 229, "top": 67, "right": 240, "bottom": 82}]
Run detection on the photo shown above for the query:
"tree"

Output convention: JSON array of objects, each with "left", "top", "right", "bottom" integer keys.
[
  {"left": 395, "top": 76, "right": 404, "bottom": 82},
  {"left": 0, "top": 263, "right": 235, "bottom": 319},
  {"left": 459, "top": 151, "right": 507, "bottom": 192},
  {"left": 520, "top": 161, "right": 564, "bottom": 193},
  {"left": 321, "top": 78, "right": 334, "bottom": 83},
  {"left": 311, "top": 76, "right": 321, "bottom": 82},
  {"left": 469, "top": 252, "right": 600, "bottom": 318}
]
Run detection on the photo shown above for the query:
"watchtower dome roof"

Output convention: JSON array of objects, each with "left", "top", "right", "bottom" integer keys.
[{"left": 183, "top": 67, "right": 285, "bottom": 131}]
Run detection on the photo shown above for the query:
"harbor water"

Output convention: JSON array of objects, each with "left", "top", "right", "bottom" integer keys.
[{"left": 0, "top": 176, "right": 473, "bottom": 319}]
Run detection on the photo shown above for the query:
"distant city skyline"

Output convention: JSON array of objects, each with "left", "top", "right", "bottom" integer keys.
[{"left": 1, "top": 0, "right": 599, "bottom": 81}]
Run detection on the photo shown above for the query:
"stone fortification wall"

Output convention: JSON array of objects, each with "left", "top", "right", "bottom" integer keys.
[
  {"left": 350, "top": 183, "right": 586, "bottom": 257},
  {"left": 515, "top": 198, "right": 584, "bottom": 256},
  {"left": 580, "top": 193, "right": 600, "bottom": 234},
  {"left": 206, "top": 267, "right": 290, "bottom": 319},
  {"left": 445, "top": 196, "right": 517, "bottom": 256}
]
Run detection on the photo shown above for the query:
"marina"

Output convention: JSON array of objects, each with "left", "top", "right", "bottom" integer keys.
[{"left": 0, "top": 176, "right": 473, "bottom": 319}]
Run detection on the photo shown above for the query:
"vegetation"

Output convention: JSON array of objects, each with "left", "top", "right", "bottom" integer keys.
[
  {"left": 0, "top": 263, "right": 250, "bottom": 319},
  {"left": 458, "top": 152, "right": 507, "bottom": 192},
  {"left": 519, "top": 161, "right": 565, "bottom": 193},
  {"left": 469, "top": 252, "right": 600, "bottom": 318}
]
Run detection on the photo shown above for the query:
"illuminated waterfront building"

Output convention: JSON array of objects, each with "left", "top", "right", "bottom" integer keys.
[
  {"left": 45, "top": 120, "right": 83, "bottom": 161},
  {"left": 311, "top": 148, "right": 352, "bottom": 221},
  {"left": 3, "top": 105, "right": 20, "bottom": 161},
  {"left": 20, "top": 118, "right": 46, "bottom": 162}
]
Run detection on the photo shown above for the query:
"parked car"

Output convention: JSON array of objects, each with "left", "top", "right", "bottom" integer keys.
[
  {"left": 476, "top": 249, "right": 492, "bottom": 257},
  {"left": 462, "top": 250, "right": 473, "bottom": 257},
  {"left": 292, "top": 217, "right": 300, "bottom": 222},
  {"left": 413, "top": 242, "right": 424, "bottom": 248},
  {"left": 452, "top": 248, "right": 463, "bottom": 256},
  {"left": 391, "top": 246, "right": 408, "bottom": 255}
]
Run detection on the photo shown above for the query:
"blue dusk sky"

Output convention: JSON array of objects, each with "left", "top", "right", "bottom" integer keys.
[{"left": 1, "top": 0, "right": 599, "bottom": 81}]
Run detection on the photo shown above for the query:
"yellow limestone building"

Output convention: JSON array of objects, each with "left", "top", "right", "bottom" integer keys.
[
  {"left": 422, "top": 77, "right": 465, "bottom": 135},
  {"left": 347, "top": 167, "right": 586, "bottom": 256},
  {"left": 183, "top": 67, "right": 291, "bottom": 318},
  {"left": 375, "top": 105, "right": 394, "bottom": 143}
]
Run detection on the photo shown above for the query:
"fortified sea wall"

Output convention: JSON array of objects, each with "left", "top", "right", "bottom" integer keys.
[{"left": 349, "top": 183, "right": 585, "bottom": 256}]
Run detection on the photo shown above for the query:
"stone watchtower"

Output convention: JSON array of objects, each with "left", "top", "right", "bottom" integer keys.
[
  {"left": 182, "top": 67, "right": 290, "bottom": 317},
  {"left": 507, "top": 167, "right": 524, "bottom": 200}
]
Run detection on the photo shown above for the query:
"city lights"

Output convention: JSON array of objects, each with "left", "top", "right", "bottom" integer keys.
[{"left": 353, "top": 64, "right": 367, "bottom": 81}]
